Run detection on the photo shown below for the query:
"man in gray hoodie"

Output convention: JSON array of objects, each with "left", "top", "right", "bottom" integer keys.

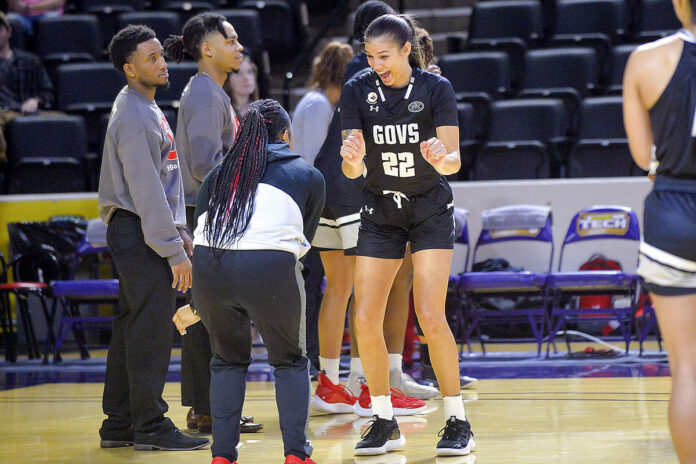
[{"left": 97, "top": 24, "right": 209, "bottom": 452}]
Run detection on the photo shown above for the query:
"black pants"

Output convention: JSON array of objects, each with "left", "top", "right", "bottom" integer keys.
[
  {"left": 100, "top": 210, "right": 177, "bottom": 438},
  {"left": 180, "top": 206, "right": 212, "bottom": 415},
  {"left": 192, "top": 246, "right": 312, "bottom": 461},
  {"left": 302, "top": 247, "right": 323, "bottom": 370}
]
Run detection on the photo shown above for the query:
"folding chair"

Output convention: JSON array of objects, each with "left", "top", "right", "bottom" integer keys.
[
  {"left": 545, "top": 206, "right": 641, "bottom": 355},
  {"left": 457, "top": 205, "right": 553, "bottom": 355},
  {"left": 0, "top": 245, "right": 63, "bottom": 363},
  {"left": 51, "top": 218, "right": 118, "bottom": 361},
  {"left": 446, "top": 208, "right": 471, "bottom": 352}
]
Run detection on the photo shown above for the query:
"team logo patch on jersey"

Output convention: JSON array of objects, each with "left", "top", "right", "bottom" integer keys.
[
  {"left": 408, "top": 101, "right": 424, "bottom": 113},
  {"left": 367, "top": 92, "right": 378, "bottom": 104}
]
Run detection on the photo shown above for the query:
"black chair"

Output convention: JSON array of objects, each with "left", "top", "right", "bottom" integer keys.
[
  {"left": 7, "top": 115, "right": 88, "bottom": 161},
  {"left": 157, "top": 0, "right": 215, "bottom": 20},
  {"left": 0, "top": 245, "right": 64, "bottom": 363},
  {"left": 34, "top": 15, "right": 103, "bottom": 70},
  {"left": 636, "top": 0, "right": 681, "bottom": 42},
  {"left": 72, "top": 0, "right": 145, "bottom": 13},
  {"left": 7, "top": 158, "right": 85, "bottom": 194},
  {"left": 456, "top": 102, "right": 476, "bottom": 180},
  {"left": 56, "top": 62, "right": 124, "bottom": 154},
  {"left": 567, "top": 96, "right": 641, "bottom": 178},
  {"left": 576, "top": 96, "right": 626, "bottom": 139},
  {"left": 154, "top": 61, "right": 198, "bottom": 109},
  {"left": 5, "top": 115, "right": 90, "bottom": 193},
  {"left": 439, "top": 51, "right": 511, "bottom": 139},
  {"left": 475, "top": 98, "right": 566, "bottom": 180},
  {"left": 118, "top": 11, "right": 182, "bottom": 44},
  {"left": 7, "top": 15, "right": 26, "bottom": 50},
  {"left": 521, "top": 47, "right": 599, "bottom": 130},
  {"left": 550, "top": 0, "right": 628, "bottom": 81},
  {"left": 75, "top": 0, "right": 144, "bottom": 47},
  {"left": 239, "top": 0, "right": 302, "bottom": 62},
  {"left": 607, "top": 44, "right": 637, "bottom": 95},
  {"left": 56, "top": 63, "right": 123, "bottom": 113},
  {"left": 466, "top": 0, "right": 543, "bottom": 89}
]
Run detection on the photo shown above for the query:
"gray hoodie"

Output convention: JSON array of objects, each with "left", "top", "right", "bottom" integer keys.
[
  {"left": 98, "top": 86, "right": 187, "bottom": 266},
  {"left": 176, "top": 73, "right": 238, "bottom": 206}
]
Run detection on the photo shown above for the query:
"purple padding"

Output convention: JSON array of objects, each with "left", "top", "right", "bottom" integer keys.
[
  {"left": 458, "top": 272, "right": 546, "bottom": 292},
  {"left": 51, "top": 279, "right": 119, "bottom": 298},
  {"left": 546, "top": 271, "right": 635, "bottom": 290}
]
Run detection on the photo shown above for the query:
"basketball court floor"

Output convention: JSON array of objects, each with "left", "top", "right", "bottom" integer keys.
[{"left": 0, "top": 342, "right": 676, "bottom": 463}]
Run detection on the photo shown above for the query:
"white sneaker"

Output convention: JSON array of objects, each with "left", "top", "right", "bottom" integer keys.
[
  {"left": 389, "top": 369, "right": 439, "bottom": 400},
  {"left": 347, "top": 371, "right": 366, "bottom": 397}
]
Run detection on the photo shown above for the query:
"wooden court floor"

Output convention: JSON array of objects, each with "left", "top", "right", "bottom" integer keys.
[{"left": 0, "top": 376, "right": 676, "bottom": 464}]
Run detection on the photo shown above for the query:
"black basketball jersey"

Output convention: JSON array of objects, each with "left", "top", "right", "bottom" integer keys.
[
  {"left": 340, "top": 67, "right": 459, "bottom": 197},
  {"left": 650, "top": 30, "right": 696, "bottom": 179}
]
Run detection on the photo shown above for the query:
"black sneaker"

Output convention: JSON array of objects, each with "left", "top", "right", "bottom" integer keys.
[
  {"left": 134, "top": 428, "right": 210, "bottom": 451},
  {"left": 354, "top": 416, "right": 406, "bottom": 456},
  {"left": 436, "top": 416, "right": 475, "bottom": 456}
]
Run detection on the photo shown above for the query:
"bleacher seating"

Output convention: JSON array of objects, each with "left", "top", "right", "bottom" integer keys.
[{"left": 3, "top": 0, "right": 676, "bottom": 189}]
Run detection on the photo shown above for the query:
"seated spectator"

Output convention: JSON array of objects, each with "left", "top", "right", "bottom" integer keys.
[
  {"left": 291, "top": 41, "right": 353, "bottom": 165},
  {"left": 224, "top": 54, "right": 259, "bottom": 117},
  {"left": 0, "top": 11, "right": 55, "bottom": 161},
  {"left": 7, "top": 0, "right": 63, "bottom": 34}
]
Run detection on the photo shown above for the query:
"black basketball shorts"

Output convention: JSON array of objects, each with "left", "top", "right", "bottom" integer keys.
[{"left": 356, "top": 178, "right": 455, "bottom": 259}]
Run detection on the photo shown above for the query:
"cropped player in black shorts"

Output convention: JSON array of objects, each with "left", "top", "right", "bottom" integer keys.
[
  {"left": 340, "top": 13, "right": 474, "bottom": 457},
  {"left": 624, "top": 2, "right": 696, "bottom": 461}
]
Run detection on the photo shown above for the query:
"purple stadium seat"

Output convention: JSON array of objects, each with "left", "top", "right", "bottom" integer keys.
[
  {"left": 545, "top": 206, "right": 645, "bottom": 355},
  {"left": 457, "top": 205, "right": 553, "bottom": 354}
]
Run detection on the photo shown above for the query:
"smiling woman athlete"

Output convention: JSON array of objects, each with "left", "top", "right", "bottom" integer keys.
[{"left": 339, "top": 14, "right": 475, "bottom": 457}]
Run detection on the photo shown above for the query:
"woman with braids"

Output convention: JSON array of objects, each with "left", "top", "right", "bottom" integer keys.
[
  {"left": 340, "top": 14, "right": 475, "bottom": 456},
  {"left": 175, "top": 99, "right": 324, "bottom": 464}
]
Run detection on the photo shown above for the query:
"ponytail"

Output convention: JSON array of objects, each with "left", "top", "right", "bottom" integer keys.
[
  {"left": 163, "top": 12, "right": 227, "bottom": 63},
  {"left": 364, "top": 13, "right": 425, "bottom": 69},
  {"left": 162, "top": 34, "right": 186, "bottom": 63},
  {"left": 205, "top": 99, "right": 290, "bottom": 249}
]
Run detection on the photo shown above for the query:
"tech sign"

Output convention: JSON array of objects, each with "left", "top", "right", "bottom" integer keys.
[{"left": 576, "top": 211, "right": 630, "bottom": 237}]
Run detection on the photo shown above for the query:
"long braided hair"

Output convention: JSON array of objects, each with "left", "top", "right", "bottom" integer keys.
[{"left": 205, "top": 99, "right": 291, "bottom": 249}]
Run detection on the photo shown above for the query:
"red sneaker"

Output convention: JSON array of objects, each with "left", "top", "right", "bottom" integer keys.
[
  {"left": 211, "top": 457, "right": 236, "bottom": 464},
  {"left": 284, "top": 455, "right": 317, "bottom": 464},
  {"left": 353, "top": 384, "right": 427, "bottom": 417},
  {"left": 310, "top": 372, "right": 357, "bottom": 414}
]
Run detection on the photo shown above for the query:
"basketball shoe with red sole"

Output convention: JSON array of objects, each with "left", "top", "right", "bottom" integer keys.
[
  {"left": 310, "top": 372, "right": 358, "bottom": 414},
  {"left": 353, "top": 384, "right": 427, "bottom": 416}
]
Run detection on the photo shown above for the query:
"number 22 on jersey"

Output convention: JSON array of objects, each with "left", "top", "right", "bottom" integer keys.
[{"left": 382, "top": 152, "right": 415, "bottom": 177}]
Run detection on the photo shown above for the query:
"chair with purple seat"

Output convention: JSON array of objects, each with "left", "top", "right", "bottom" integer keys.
[
  {"left": 50, "top": 218, "right": 118, "bottom": 362},
  {"left": 545, "top": 206, "right": 641, "bottom": 356},
  {"left": 458, "top": 205, "right": 553, "bottom": 355},
  {"left": 446, "top": 208, "right": 472, "bottom": 352}
]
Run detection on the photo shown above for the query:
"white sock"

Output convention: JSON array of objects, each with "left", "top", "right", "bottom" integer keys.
[
  {"left": 350, "top": 357, "right": 364, "bottom": 376},
  {"left": 319, "top": 356, "right": 340, "bottom": 384},
  {"left": 388, "top": 353, "right": 403, "bottom": 374},
  {"left": 371, "top": 394, "right": 393, "bottom": 420},
  {"left": 443, "top": 394, "right": 466, "bottom": 421}
]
